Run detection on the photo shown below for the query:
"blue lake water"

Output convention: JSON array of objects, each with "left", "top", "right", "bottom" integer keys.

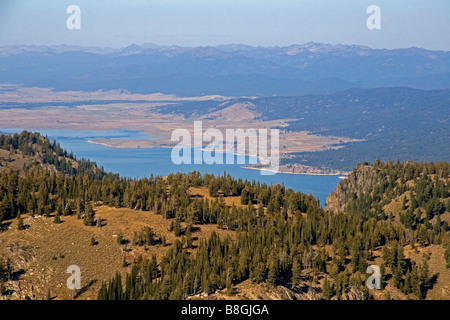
[{"left": 1, "top": 128, "right": 341, "bottom": 206}]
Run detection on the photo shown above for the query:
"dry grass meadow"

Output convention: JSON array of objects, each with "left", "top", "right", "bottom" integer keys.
[{"left": 0, "top": 190, "right": 235, "bottom": 300}]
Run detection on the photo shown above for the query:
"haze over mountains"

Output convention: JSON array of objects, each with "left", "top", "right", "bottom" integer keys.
[{"left": 1, "top": 42, "right": 450, "bottom": 96}]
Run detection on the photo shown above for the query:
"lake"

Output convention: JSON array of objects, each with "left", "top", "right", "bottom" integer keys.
[{"left": 1, "top": 128, "right": 342, "bottom": 206}]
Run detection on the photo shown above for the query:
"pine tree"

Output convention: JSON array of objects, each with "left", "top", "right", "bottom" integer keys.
[
  {"left": 240, "top": 187, "right": 251, "bottom": 205},
  {"left": 56, "top": 200, "right": 63, "bottom": 216},
  {"left": 393, "top": 268, "right": 401, "bottom": 289},
  {"left": 53, "top": 212, "right": 61, "bottom": 224},
  {"left": 76, "top": 199, "right": 82, "bottom": 219},
  {"left": 226, "top": 268, "right": 234, "bottom": 295},
  {"left": 379, "top": 264, "right": 386, "bottom": 289},
  {"left": 98, "top": 281, "right": 108, "bottom": 300},
  {"left": 404, "top": 269, "right": 412, "bottom": 293},
  {"left": 173, "top": 218, "right": 182, "bottom": 237},
  {"left": 291, "top": 259, "right": 302, "bottom": 286},
  {"left": 416, "top": 225, "right": 428, "bottom": 247},
  {"left": 17, "top": 213, "right": 24, "bottom": 230},
  {"left": 83, "top": 203, "right": 96, "bottom": 226},
  {"left": 322, "top": 276, "right": 332, "bottom": 300},
  {"left": 418, "top": 255, "right": 430, "bottom": 299},
  {"left": 444, "top": 245, "right": 450, "bottom": 268},
  {"left": 267, "top": 260, "right": 277, "bottom": 287}
]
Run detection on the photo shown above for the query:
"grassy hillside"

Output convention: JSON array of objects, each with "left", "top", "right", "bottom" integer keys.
[
  {"left": 0, "top": 130, "right": 109, "bottom": 179},
  {"left": 326, "top": 160, "right": 450, "bottom": 299}
]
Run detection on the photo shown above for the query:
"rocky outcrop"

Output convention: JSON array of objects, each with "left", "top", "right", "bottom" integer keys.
[
  {"left": 325, "top": 164, "right": 379, "bottom": 213},
  {"left": 189, "top": 281, "right": 369, "bottom": 301}
]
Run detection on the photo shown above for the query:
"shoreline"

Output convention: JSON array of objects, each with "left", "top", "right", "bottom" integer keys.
[
  {"left": 88, "top": 139, "right": 174, "bottom": 149},
  {"left": 88, "top": 140, "right": 116, "bottom": 148},
  {"left": 242, "top": 165, "right": 349, "bottom": 176},
  {"left": 88, "top": 139, "right": 349, "bottom": 177}
]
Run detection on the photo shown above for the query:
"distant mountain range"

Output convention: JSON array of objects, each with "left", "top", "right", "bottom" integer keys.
[{"left": 1, "top": 43, "right": 450, "bottom": 96}]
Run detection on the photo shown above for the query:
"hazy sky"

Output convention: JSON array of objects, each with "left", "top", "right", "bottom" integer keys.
[{"left": 0, "top": 0, "right": 449, "bottom": 50}]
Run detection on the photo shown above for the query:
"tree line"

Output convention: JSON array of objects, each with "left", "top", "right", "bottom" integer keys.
[{"left": 0, "top": 131, "right": 448, "bottom": 300}]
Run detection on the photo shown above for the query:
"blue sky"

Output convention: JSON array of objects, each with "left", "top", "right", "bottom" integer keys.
[{"left": 0, "top": 0, "right": 449, "bottom": 50}]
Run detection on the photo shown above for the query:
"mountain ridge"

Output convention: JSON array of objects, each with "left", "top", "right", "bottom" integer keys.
[
  {"left": 2, "top": 42, "right": 449, "bottom": 57},
  {"left": 1, "top": 42, "right": 449, "bottom": 96}
]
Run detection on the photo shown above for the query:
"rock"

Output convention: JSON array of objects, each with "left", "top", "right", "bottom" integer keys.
[{"left": 326, "top": 164, "right": 379, "bottom": 213}]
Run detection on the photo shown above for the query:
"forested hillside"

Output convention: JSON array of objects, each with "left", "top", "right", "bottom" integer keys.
[
  {"left": 98, "top": 161, "right": 450, "bottom": 300},
  {"left": 0, "top": 131, "right": 108, "bottom": 178},
  {"left": 160, "top": 87, "right": 450, "bottom": 172},
  {"left": 0, "top": 132, "right": 449, "bottom": 300},
  {"left": 327, "top": 160, "right": 450, "bottom": 242}
]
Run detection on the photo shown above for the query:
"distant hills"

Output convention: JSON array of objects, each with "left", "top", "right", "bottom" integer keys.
[
  {"left": 1, "top": 43, "right": 450, "bottom": 96},
  {"left": 0, "top": 42, "right": 448, "bottom": 172},
  {"left": 161, "top": 87, "right": 450, "bottom": 171}
]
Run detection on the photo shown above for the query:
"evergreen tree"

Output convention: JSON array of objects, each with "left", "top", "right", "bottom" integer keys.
[
  {"left": 267, "top": 261, "right": 277, "bottom": 287},
  {"left": 17, "top": 213, "right": 24, "bottom": 230},
  {"left": 322, "top": 276, "right": 332, "bottom": 300},
  {"left": 53, "top": 212, "right": 61, "bottom": 224},
  {"left": 83, "top": 203, "right": 96, "bottom": 226},
  {"left": 291, "top": 259, "right": 302, "bottom": 286},
  {"left": 173, "top": 218, "right": 182, "bottom": 237},
  {"left": 445, "top": 245, "right": 450, "bottom": 268},
  {"left": 416, "top": 225, "right": 429, "bottom": 247}
]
